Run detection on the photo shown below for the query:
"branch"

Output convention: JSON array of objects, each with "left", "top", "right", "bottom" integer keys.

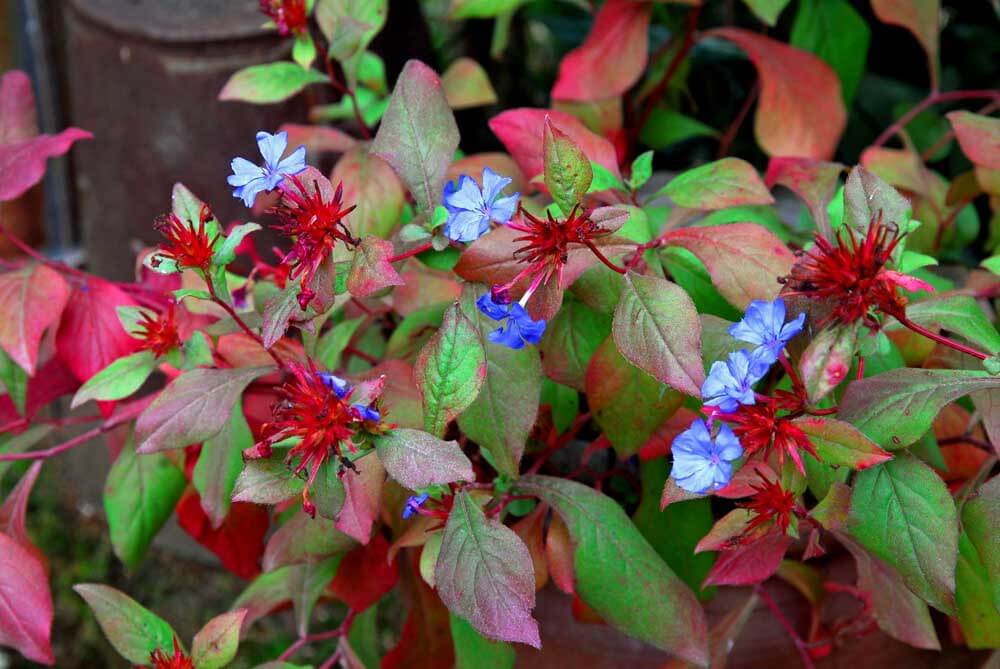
[
  {"left": 205, "top": 273, "right": 287, "bottom": 369},
  {"left": 870, "top": 89, "right": 1000, "bottom": 150}
]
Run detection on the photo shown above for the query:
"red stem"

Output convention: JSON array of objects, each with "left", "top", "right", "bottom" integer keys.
[
  {"left": 583, "top": 241, "right": 628, "bottom": 274},
  {"left": 344, "top": 345, "right": 378, "bottom": 365},
  {"left": 755, "top": 584, "right": 816, "bottom": 669},
  {"left": 870, "top": 89, "right": 1000, "bottom": 150},
  {"left": 896, "top": 314, "right": 989, "bottom": 361},
  {"left": 717, "top": 80, "right": 759, "bottom": 158},
  {"left": 205, "top": 274, "right": 287, "bottom": 369},
  {"left": 314, "top": 39, "right": 372, "bottom": 140},
  {"left": 388, "top": 241, "right": 433, "bottom": 263}
]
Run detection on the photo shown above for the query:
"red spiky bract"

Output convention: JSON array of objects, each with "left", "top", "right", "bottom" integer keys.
[
  {"left": 259, "top": 0, "right": 309, "bottom": 36},
  {"left": 145, "top": 638, "right": 194, "bottom": 669},
  {"left": 133, "top": 304, "right": 181, "bottom": 358},
  {"left": 724, "top": 400, "right": 818, "bottom": 475},
  {"left": 271, "top": 175, "right": 358, "bottom": 309},
  {"left": 152, "top": 205, "right": 218, "bottom": 272},
  {"left": 738, "top": 469, "right": 797, "bottom": 537},
  {"left": 783, "top": 212, "right": 917, "bottom": 329}
]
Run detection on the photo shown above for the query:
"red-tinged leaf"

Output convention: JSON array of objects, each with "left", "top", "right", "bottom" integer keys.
[
  {"left": 836, "top": 532, "right": 941, "bottom": 649},
  {"left": 193, "top": 404, "right": 253, "bottom": 529},
  {"left": 0, "top": 358, "right": 78, "bottom": 425},
  {"left": 657, "top": 158, "right": 775, "bottom": 210},
  {"left": 551, "top": 0, "right": 651, "bottom": 102},
  {"left": 539, "top": 298, "right": 612, "bottom": 392},
  {"left": 661, "top": 462, "right": 777, "bottom": 509},
  {"left": 176, "top": 491, "right": 267, "bottom": 580},
  {"left": 391, "top": 264, "right": 462, "bottom": 317},
  {"left": 0, "top": 263, "right": 70, "bottom": 375},
  {"left": 663, "top": 223, "right": 794, "bottom": 309},
  {"left": 764, "top": 157, "right": 844, "bottom": 236},
  {"left": 332, "top": 148, "right": 406, "bottom": 239},
  {"left": 335, "top": 453, "right": 385, "bottom": 543},
  {"left": 73, "top": 584, "right": 178, "bottom": 664},
  {"left": 0, "top": 461, "right": 45, "bottom": 565},
  {"left": 0, "top": 71, "right": 37, "bottom": 143},
  {"left": 544, "top": 512, "right": 575, "bottom": 595},
  {"left": 216, "top": 333, "right": 303, "bottom": 369},
  {"left": 441, "top": 57, "right": 498, "bottom": 109},
  {"left": 0, "top": 532, "right": 54, "bottom": 665},
  {"left": 489, "top": 108, "right": 621, "bottom": 182},
  {"left": 56, "top": 277, "right": 140, "bottom": 384},
  {"left": 544, "top": 117, "right": 593, "bottom": 215},
  {"left": 612, "top": 273, "right": 704, "bottom": 397},
  {"left": 0, "top": 129, "right": 92, "bottom": 202},
  {"left": 702, "top": 530, "right": 792, "bottom": 587},
  {"left": 794, "top": 417, "right": 892, "bottom": 469},
  {"left": 658, "top": 592, "right": 758, "bottom": 669},
  {"left": 434, "top": 491, "right": 540, "bottom": 647},
  {"left": 191, "top": 609, "right": 246, "bottom": 669},
  {"left": 371, "top": 59, "right": 459, "bottom": 214},
  {"left": 135, "top": 366, "right": 270, "bottom": 453},
  {"left": 348, "top": 236, "right": 404, "bottom": 298},
  {"left": 705, "top": 28, "right": 846, "bottom": 159},
  {"left": 381, "top": 556, "right": 455, "bottom": 669},
  {"left": 279, "top": 122, "right": 358, "bottom": 155},
  {"left": 513, "top": 505, "right": 550, "bottom": 592},
  {"left": 638, "top": 408, "right": 701, "bottom": 461},
  {"left": 871, "top": 0, "right": 939, "bottom": 90},
  {"left": 373, "top": 428, "right": 474, "bottom": 492},
  {"left": 808, "top": 482, "right": 851, "bottom": 531},
  {"left": 694, "top": 509, "right": 753, "bottom": 554},
  {"left": 947, "top": 111, "right": 1000, "bottom": 170},
  {"left": 328, "top": 534, "right": 399, "bottom": 612},
  {"left": 262, "top": 512, "right": 356, "bottom": 572}
]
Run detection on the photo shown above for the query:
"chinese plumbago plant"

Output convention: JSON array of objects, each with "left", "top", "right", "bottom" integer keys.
[{"left": 2, "top": 1, "right": 1000, "bottom": 668}]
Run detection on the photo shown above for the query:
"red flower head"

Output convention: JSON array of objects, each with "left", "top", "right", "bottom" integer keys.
[
  {"left": 133, "top": 304, "right": 181, "bottom": 358},
  {"left": 259, "top": 0, "right": 309, "bottom": 36},
  {"left": 723, "top": 399, "right": 818, "bottom": 475},
  {"left": 152, "top": 205, "right": 218, "bottom": 272},
  {"left": 271, "top": 175, "right": 358, "bottom": 310},
  {"left": 782, "top": 211, "right": 934, "bottom": 329},
  {"left": 143, "top": 638, "right": 194, "bottom": 669},
  {"left": 243, "top": 360, "right": 381, "bottom": 516},
  {"left": 738, "top": 469, "right": 798, "bottom": 537}
]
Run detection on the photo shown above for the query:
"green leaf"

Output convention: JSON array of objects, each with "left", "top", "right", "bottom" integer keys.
[
  {"left": 135, "top": 366, "right": 270, "bottom": 453},
  {"left": 315, "top": 0, "right": 387, "bottom": 85},
  {"left": 540, "top": 379, "right": 578, "bottom": 434},
  {"left": 182, "top": 331, "right": 214, "bottom": 370},
  {"left": 639, "top": 108, "right": 718, "bottom": 150},
  {"left": 73, "top": 584, "right": 179, "bottom": 664},
  {"left": 309, "top": 460, "right": 346, "bottom": 520},
  {"left": 371, "top": 60, "right": 459, "bottom": 214},
  {"left": 627, "top": 151, "right": 654, "bottom": 191},
  {"left": 434, "top": 491, "right": 540, "bottom": 646},
  {"left": 219, "top": 62, "right": 327, "bottom": 104},
  {"left": 655, "top": 158, "right": 774, "bottom": 210},
  {"left": 213, "top": 222, "right": 262, "bottom": 267},
  {"left": 963, "top": 476, "right": 1000, "bottom": 612},
  {"left": 612, "top": 273, "right": 704, "bottom": 397},
  {"left": 192, "top": 609, "right": 247, "bottom": 669},
  {"left": 661, "top": 249, "right": 742, "bottom": 321},
  {"left": 587, "top": 160, "right": 626, "bottom": 193},
  {"left": 0, "top": 347, "right": 28, "bottom": 416},
  {"left": 843, "top": 166, "right": 910, "bottom": 235},
  {"left": 0, "top": 425, "right": 52, "bottom": 483},
  {"left": 414, "top": 303, "right": 487, "bottom": 437},
  {"left": 316, "top": 316, "right": 365, "bottom": 370},
  {"left": 956, "top": 532, "right": 1000, "bottom": 648},
  {"left": 838, "top": 369, "right": 1000, "bottom": 449},
  {"left": 262, "top": 512, "right": 356, "bottom": 571},
  {"left": 793, "top": 417, "right": 892, "bottom": 469},
  {"left": 194, "top": 404, "right": 253, "bottom": 528},
  {"left": 515, "top": 475, "right": 708, "bottom": 665},
  {"left": 71, "top": 350, "right": 158, "bottom": 408},
  {"left": 848, "top": 453, "right": 958, "bottom": 614},
  {"left": 292, "top": 33, "right": 316, "bottom": 69},
  {"left": 790, "top": 0, "right": 870, "bottom": 103},
  {"left": 449, "top": 0, "right": 523, "bottom": 18},
  {"left": 232, "top": 457, "right": 305, "bottom": 505},
  {"left": 543, "top": 117, "right": 593, "bottom": 215},
  {"left": 889, "top": 295, "right": 1000, "bottom": 356},
  {"left": 539, "top": 298, "right": 611, "bottom": 391},
  {"left": 441, "top": 57, "right": 498, "bottom": 110},
  {"left": 104, "top": 435, "right": 186, "bottom": 568},
  {"left": 742, "top": 0, "right": 792, "bottom": 26},
  {"left": 450, "top": 614, "right": 517, "bottom": 669},
  {"left": 586, "top": 336, "right": 683, "bottom": 457},
  {"left": 372, "top": 428, "right": 474, "bottom": 490},
  {"left": 289, "top": 557, "right": 341, "bottom": 637}
]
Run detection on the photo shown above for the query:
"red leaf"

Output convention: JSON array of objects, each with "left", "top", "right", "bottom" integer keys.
[
  {"left": 946, "top": 111, "right": 1000, "bottom": 170},
  {"left": 381, "top": 555, "right": 453, "bottom": 669},
  {"left": 0, "top": 263, "right": 70, "bottom": 375},
  {"left": 279, "top": 122, "right": 358, "bottom": 155},
  {"left": 703, "top": 530, "right": 792, "bottom": 587},
  {"left": 0, "top": 71, "right": 37, "bottom": 143},
  {"left": 638, "top": 407, "right": 701, "bottom": 461},
  {"left": 175, "top": 490, "right": 267, "bottom": 580},
  {"left": 871, "top": 0, "right": 939, "bottom": 90},
  {"left": 705, "top": 29, "right": 846, "bottom": 159},
  {"left": 0, "top": 532, "right": 54, "bottom": 665},
  {"left": 328, "top": 534, "right": 399, "bottom": 612},
  {"left": 335, "top": 454, "right": 385, "bottom": 543},
  {"left": 489, "top": 108, "right": 621, "bottom": 182},
  {"left": 0, "top": 357, "right": 80, "bottom": 424},
  {"left": 56, "top": 277, "right": 140, "bottom": 384},
  {"left": 765, "top": 157, "right": 845, "bottom": 235},
  {"left": 551, "top": 0, "right": 652, "bottom": 102},
  {"left": 660, "top": 462, "right": 777, "bottom": 508},
  {"left": 0, "top": 461, "right": 44, "bottom": 562},
  {"left": 348, "top": 236, "right": 405, "bottom": 299}
]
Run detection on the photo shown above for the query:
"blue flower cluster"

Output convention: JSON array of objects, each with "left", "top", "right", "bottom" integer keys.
[
  {"left": 442, "top": 167, "right": 519, "bottom": 243},
  {"left": 402, "top": 492, "right": 430, "bottom": 519},
  {"left": 228, "top": 130, "right": 306, "bottom": 208},
  {"left": 476, "top": 292, "right": 547, "bottom": 350},
  {"left": 317, "top": 371, "right": 381, "bottom": 422},
  {"left": 670, "top": 298, "right": 805, "bottom": 493}
]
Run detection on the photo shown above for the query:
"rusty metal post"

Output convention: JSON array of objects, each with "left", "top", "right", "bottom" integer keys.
[{"left": 61, "top": 0, "right": 310, "bottom": 280}]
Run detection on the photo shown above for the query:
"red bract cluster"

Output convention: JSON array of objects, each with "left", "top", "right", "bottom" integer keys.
[
  {"left": 144, "top": 639, "right": 194, "bottom": 669},
  {"left": 722, "top": 398, "right": 818, "bottom": 475},
  {"left": 133, "top": 304, "right": 181, "bottom": 358},
  {"left": 783, "top": 212, "right": 931, "bottom": 328},
  {"left": 152, "top": 205, "right": 218, "bottom": 272},
  {"left": 738, "top": 470, "right": 797, "bottom": 537},
  {"left": 259, "top": 0, "right": 309, "bottom": 36},
  {"left": 271, "top": 176, "right": 358, "bottom": 309}
]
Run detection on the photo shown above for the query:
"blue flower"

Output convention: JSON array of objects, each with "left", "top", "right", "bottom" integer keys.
[
  {"left": 476, "top": 292, "right": 546, "bottom": 350},
  {"left": 442, "top": 167, "right": 519, "bottom": 242},
  {"left": 402, "top": 492, "right": 430, "bottom": 519},
  {"left": 701, "top": 349, "right": 769, "bottom": 413},
  {"left": 728, "top": 299, "right": 806, "bottom": 363},
  {"left": 317, "top": 371, "right": 350, "bottom": 399},
  {"left": 671, "top": 420, "right": 744, "bottom": 493},
  {"left": 354, "top": 404, "right": 381, "bottom": 422},
  {"left": 228, "top": 131, "right": 307, "bottom": 208}
]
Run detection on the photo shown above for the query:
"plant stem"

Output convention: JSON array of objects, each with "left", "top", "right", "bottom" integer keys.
[
  {"left": 896, "top": 314, "right": 989, "bottom": 361},
  {"left": 870, "top": 89, "right": 1000, "bottom": 150},
  {"left": 717, "top": 80, "right": 759, "bottom": 158},
  {"left": 388, "top": 240, "right": 434, "bottom": 263},
  {"left": 583, "top": 241, "right": 628, "bottom": 274},
  {"left": 205, "top": 274, "right": 287, "bottom": 369},
  {"left": 277, "top": 626, "right": 347, "bottom": 662},
  {"left": 314, "top": 38, "right": 372, "bottom": 140},
  {"left": 755, "top": 584, "right": 816, "bottom": 669}
]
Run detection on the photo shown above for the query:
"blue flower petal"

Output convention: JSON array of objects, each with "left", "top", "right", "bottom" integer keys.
[
  {"left": 476, "top": 293, "right": 509, "bottom": 321},
  {"left": 489, "top": 192, "right": 519, "bottom": 225},
  {"left": 444, "top": 209, "right": 489, "bottom": 243},
  {"left": 444, "top": 175, "right": 485, "bottom": 211},
  {"left": 256, "top": 130, "right": 288, "bottom": 168},
  {"left": 276, "top": 145, "right": 307, "bottom": 175},
  {"left": 481, "top": 167, "right": 513, "bottom": 204},
  {"left": 488, "top": 324, "right": 526, "bottom": 349}
]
